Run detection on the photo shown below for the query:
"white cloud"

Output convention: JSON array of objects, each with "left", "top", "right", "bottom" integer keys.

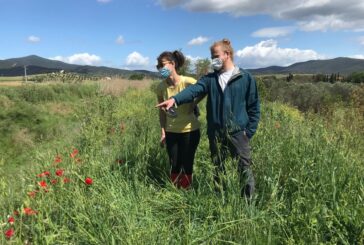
[
  {"left": 350, "top": 55, "right": 364, "bottom": 59},
  {"left": 158, "top": 0, "right": 364, "bottom": 32},
  {"left": 235, "top": 39, "right": 324, "bottom": 68},
  {"left": 116, "top": 35, "right": 125, "bottom": 45},
  {"left": 188, "top": 36, "right": 209, "bottom": 45},
  {"left": 186, "top": 55, "right": 203, "bottom": 63},
  {"left": 125, "top": 51, "right": 149, "bottom": 68},
  {"left": 97, "top": 0, "right": 112, "bottom": 3},
  {"left": 50, "top": 53, "right": 101, "bottom": 65},
  {"left": 27, "top": 35, "right": 40, "bottom": 43},
  {"left": 252, "top": 26, "right": 295, "bottom": 38}
]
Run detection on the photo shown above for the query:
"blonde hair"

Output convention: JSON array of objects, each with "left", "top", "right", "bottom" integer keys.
[{"left": 210, "top": 38, "right": 234, "bottom": 61}]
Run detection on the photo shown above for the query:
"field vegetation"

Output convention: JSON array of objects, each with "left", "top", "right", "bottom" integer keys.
[{"left": 0, "top": 76, "right": 363, "bottom": 244}]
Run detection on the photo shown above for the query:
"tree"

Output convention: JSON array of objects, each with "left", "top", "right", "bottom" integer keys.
[
  {"left": 195, "top": 58, "right": 211, "bottom": 79},
  {"left": 179, "top": 57, "right": 192, "bottom": 76},
  {"left": 286, "top": 73, "right": 294, "bottom": 82}
]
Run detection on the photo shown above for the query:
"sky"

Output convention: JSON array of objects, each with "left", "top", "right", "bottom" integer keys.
[{"left": 1, "top": 0, "right": 364, "bottom": 71}]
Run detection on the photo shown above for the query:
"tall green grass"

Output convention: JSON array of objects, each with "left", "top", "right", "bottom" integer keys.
[
  {"left": 0, "top": 83, "right": 99, "bottom": 175},
  {"left": 0, "top": 83, "right": 363, "bottom": 244}
]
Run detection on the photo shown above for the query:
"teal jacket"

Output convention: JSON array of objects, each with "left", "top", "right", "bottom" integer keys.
[{"left": 173, "top": 67, "right": 260, "bottom": 138}]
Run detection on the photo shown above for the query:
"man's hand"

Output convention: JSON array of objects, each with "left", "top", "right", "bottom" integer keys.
[{"left": 156, "top": 98, "right": 176, "bottom": 111}]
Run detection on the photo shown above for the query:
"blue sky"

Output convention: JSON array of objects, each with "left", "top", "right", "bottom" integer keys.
[{"left": 1, "top": 0, "right": 364, "bottom": 71}]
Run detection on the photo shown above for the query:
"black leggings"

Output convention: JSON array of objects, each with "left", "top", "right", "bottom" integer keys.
[{"left": 165, "top": 130, "right": 200, "bottom": 175}]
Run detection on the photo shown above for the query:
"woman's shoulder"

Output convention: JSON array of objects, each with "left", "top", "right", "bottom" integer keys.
[{"left": 181, "top": 75, "right": 197, "bottom": 85}]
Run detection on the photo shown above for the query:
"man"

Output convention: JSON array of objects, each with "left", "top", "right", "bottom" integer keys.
[{"left": 156, "top": 39, "right": 260, "bottom": 199}]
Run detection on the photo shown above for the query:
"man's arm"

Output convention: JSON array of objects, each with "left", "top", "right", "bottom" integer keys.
[
  {"left": 156, "top": 76, "right": 209, "bottom": 110},
  {"left": 245, "top": 74, "right": 260, "bottom": 139}
]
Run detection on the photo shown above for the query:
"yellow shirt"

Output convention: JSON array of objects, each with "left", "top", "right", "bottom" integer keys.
[{"left": 156, "top": 75, "right": 200, "bottom": 133}]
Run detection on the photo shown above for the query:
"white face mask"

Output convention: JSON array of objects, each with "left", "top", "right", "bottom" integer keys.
[{"left": 211, "top": 58, "right": 223, "bottom": 71}]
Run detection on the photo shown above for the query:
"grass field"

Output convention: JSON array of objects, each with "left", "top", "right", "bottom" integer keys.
[
  {"left": 0, "top": 81, "right": 363, "bottom": 244},
  {"left": 0, "top": 76, "right": 24, "bottom": 82}
]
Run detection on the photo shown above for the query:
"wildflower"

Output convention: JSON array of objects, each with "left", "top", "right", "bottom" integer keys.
[
  {"left": 23, "top": 207, "right": 37, "bottom": 215},
  {"left": 37, "top": 171, "right": 50, "bottom": 178},
  {"left": 55, "top": 169, "right": 64, "bottom": 176},
  {"left": 70, "top": 148, "right": 79, "bottom": 158},
  {"left": 116, "top": 159, "right": 123, "bottom": 164},
  {"left": 85, "top": 177, "right": 93, "bottom": 185},
  {"left": 27, "top": 191, "right": 38, "bottom": 198},
  {"left": 4, "top": 228, "right": 14, "bottom": 239},
  {"left": 54, "top": 155, "right": 62, "bottom": 163},
  {"left": 274, "top": 121, "right": 281, "bottom": 129},
  {"left": 8, "top": 216, "right": 15, "bottom": 225},
  {"left": 51, "top": 179, "right": 58, "bottom": 185},
  {"left": 63, "top": 177, "right": 71, "bottom": 183},
  {"left": 38, "top": 180, "right": 47, "bottom": 188},
  {"left": 119, "top": 122, "right": 125, "bottom": 133},
  {"left": 13, "top": 210, "right": 20, "bottom": 216}
]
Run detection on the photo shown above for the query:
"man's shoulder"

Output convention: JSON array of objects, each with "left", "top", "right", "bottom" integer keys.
[
  {"left": 235, "top": 67, "right": 255, "bottom": 81},
  {"left": 203, "top": 71, "right": 218, "bottom": 79}
]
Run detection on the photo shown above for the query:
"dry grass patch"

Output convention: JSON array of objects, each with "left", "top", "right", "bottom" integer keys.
[
  {"left": 99, "top": 78, "right": 153, "bottom": 96},
  {"left": 48, "top": 102, "right": 74, "bottom": 116},
  {"left": 11, "top": 128, "right": 34, "bottom": 148},
  {"left": 0, "top": 81, "right": 23, "bottom": 87}
]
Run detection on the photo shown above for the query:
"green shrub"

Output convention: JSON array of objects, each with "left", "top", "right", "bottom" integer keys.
[{"left": 128, "top": 73, "right": 145, "bottom": 80}]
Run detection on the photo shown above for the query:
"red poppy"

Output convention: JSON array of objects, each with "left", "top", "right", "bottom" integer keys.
[
  {"left": 54, "top": 155, "right": 62, "bottom": 163},
  {"left": 116, "top": 159, "right": 123, "bottom": 164},
  {"left": 13, "top": 210, "right": 20, "bottom": 216},
  {"left": 23, "top": 207, "right": 37, "bottom": 215},
  {"left": 37, "top": 171, "right": 50, "bottom": 178},
  {"left": 70, "top": 149, "right": 79, "bottom": 158},
  {"left": 38, "top": 180, "right": 47, "bottom": 188},
  {"left": 51, "top": 179, "right": 58, "bottom": 185},
  {"left": 55, "top": 169, "right": 64, "bottom": 176},
  {"left": 4, "top": 228, "right": 14, "bottom": 239},
  {"left": 63, "top": 177, "right": 71, "bottom": 183},
  {"left": 85, "top": 177, "right": 93, "bottom": 185},
  {"left": 8, "top": 216, "right": 15, "bottom": 225}
]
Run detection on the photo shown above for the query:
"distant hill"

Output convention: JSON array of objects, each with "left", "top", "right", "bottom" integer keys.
[
  {"left": 2, "top": 55, "right": 364, "bottom": 77},
  {"left": 0, "top": 55, "right": 158, "bottom": 77},
  {"left": 248, "top": 57, "right": 364, "bottom": 75}
]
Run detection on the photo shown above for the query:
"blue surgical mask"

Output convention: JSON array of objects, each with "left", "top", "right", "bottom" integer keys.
[
  {"left": 211, "top": 58, "right": 223, "bottom": 71},
  {"left": 159, "top": 67, "right": 171, "bottom": 78}
]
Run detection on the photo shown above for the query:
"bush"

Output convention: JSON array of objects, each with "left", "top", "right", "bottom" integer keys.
[
  {"left": 129, "top": 73, "right": 145, "bottom": 80},
  {"left": 344, "top": 72, "right": 364, "bottom": 83}
]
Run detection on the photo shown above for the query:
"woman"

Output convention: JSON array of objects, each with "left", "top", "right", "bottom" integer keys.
[{"left": 155, "top": 50, "right": 201, "bottom": 189}]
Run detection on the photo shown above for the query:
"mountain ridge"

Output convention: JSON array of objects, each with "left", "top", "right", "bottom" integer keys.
[
  {"left": 247, "top": 57, "right": 364, "bottom": 75},
  {"left": 0, "top": 55, "right": 157, "bottom": 77},
  {"left": 1, "top": 55, "right": 364, "bottom": 77}
]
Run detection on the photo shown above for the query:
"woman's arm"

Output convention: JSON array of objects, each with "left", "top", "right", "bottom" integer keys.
[{"left": 157, "top": 95, "right": 167, "bottom": 146}]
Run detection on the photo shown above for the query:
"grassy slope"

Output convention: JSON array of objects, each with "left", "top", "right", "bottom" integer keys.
[{"left": 0, "top": 83, "right": 363, "bottom": 244}]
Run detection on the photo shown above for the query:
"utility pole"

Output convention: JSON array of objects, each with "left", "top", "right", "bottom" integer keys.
[{"left": 24, "top": 65, "right": 27, "bottom": 82}]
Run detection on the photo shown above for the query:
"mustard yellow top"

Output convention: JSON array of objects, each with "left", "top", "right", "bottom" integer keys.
[{"left": 156, "top": 75, "right": 200, "bottom": 133}]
